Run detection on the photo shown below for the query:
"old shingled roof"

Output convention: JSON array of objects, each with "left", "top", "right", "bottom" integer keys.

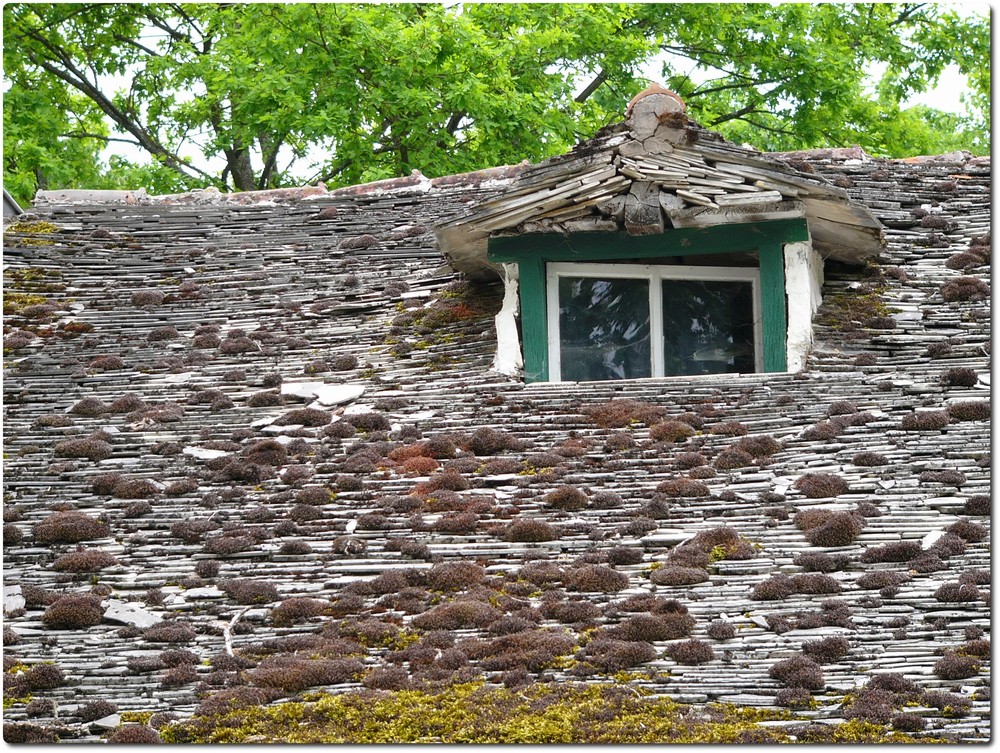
[
  {"left": 2, "top": 121, "right": 990, "bottom": 741},
  {"left": 437, "top": 87, "right": 885, "bottom": 280}
]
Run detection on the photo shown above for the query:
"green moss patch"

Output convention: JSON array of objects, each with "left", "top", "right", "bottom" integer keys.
[{"left": 162, "top": 681, "right": 935, "bottom": 744}]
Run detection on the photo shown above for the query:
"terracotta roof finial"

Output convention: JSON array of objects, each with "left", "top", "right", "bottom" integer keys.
[{"left": 626, "top": 83, "right": 686, "bottom": 116}]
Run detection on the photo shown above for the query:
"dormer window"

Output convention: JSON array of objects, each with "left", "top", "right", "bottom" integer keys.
[
  {"left": 487, "top": 218, "right": 806, "bottom": 382},
  {"left": 436, "top": 84, "right": 885, "bottom": 383},
  {"left": 550, "top": 262, "right": 760, "bottom": 381}
]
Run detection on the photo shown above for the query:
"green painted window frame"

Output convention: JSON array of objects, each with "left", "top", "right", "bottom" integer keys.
[{"left": 487, "top": 218, "right": 809, "bottom": 383}]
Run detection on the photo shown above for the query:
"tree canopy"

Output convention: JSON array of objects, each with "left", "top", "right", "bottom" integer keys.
[{"left": 4, "top": 3, "right": 989, "bottom": 205}]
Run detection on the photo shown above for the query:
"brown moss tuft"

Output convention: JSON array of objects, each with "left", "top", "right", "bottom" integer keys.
[
  {"left": 582, "top": 399, "right": 667, "bottom": 428},
  {"left": 222, "top": 579, "right": 280, "bottom": 605},
  {"left": 53, "top": 436, "right": 112, "bottom": 461},
  {"left": 708, "top": 421, "right": 748, "bottom": 437},
  {"left": 568, "top": 565, "right": 629, "bottom": 593},
  {"left": 852, "top": 451, "right": 888, "bottom": 466},
  {"left": 656, "top": 478, "right": 710, "bottom": 498},
  {"left": 734, "top": 435, "right": 782, "bottom": 457},
  {"left": 41, "top": 594, "right": 105, "bottom": 628},
  {"left": 52, "top": 548, "right": 118, "bottom": 572},
  {"left": 768, "top": 655, "right": 824, "bottom": 690},
  {"left": 412, "top": 600, "right": 500, "bottom": 630},
  {"left": 947, "top": 400, "right": 990, "bottom": 422},
  {"left": 713, "top": 449, "right": 753, "bottom": 470},
  {"left": 34, "top": 511, "right": 109, "bottom": 544},
  {"left": 649, "top": 421, "right": 695, "bottom": 443},
  {"left": 460, "top": 427, "right": 524, "bottom": 456},
  {"left": 666, "top": 639, "right": 714, "bottom": 665},
  {"left": 543, "top": 485, "right": 589, "bottom": 511},
  {"left": 142, "top": 621, "right": 197, "bottom": 643},
  {"left": 940, "top": 276, "right": 989, "bottom": 302},
  {"left": 504, "top": 519, "right": 560, "bottom": 542},
  {"left": 273, "top": 408, "right": 331, "bottom": 427},
  {"left": 794, "top": 473, "right": 849, "bottom": 498},
  {"left": 941, "top": 367, "right": 978, "bottom": 387},
  {"left": 933, "top": 652, "right": 980, "bottom": 680}
]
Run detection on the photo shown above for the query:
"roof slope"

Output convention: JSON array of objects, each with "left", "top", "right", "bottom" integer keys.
[{"left": 2, "top": 147, "right": 990, "bottom": 742}]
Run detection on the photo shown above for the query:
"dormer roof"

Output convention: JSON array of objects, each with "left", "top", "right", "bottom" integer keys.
[{"left": 438, "top": 87, "right": 885, "bottom": 280}]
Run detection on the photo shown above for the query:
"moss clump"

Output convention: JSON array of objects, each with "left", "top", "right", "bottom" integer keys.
[
  {"left": 426, "top": 562, "right": 485, "bottom": 592},
  {"left": 933, "top": 653, "right": 980, "bottom": 680},
  {"left": 666, "top": 639, "right": 714, "bottom": 666},
  {"left": 411, "top": 600, "right": 499, "bottom": 631},
  {"left": 52, "top": 435, "right": 113, "bottom": 461},
  {"left": 656, "top": 478, "right": 710, "bottom": 498},
  {"left": 708, "top": 421, "right": 747, "bottom": 437},
  {"left": 34, "top": 511, "right": 110, "bottom": 544},
  {"left": 52, "top": 548, "right": 118, "bottom": 572},
  {"left": 793, "top": 473, "right": 849, "bottom": 499},
  {"left": 504, "top": 519, "right": 559, "bottom": 543},
  {"left": 651, "top": 566, "right": 710, "bottom": 587},
  {"left": 817, "top": 285, "right": 896, "bottom": 329},
  {"left": 649, "top": 421, "right": 695, "bottom": 443},
  {"left": 612, "top": 612, "right": 694, "bottom": 642},
  {"left": 940, "top": 276, "right": 989, "bottom": 302},
  {"left": 859, "top": 541, "right": 921, "bottom": 564},
  {"left": 713, "top": 449, "right": 754, "bottom": 470},
  {"left": 41, "top": 595, "right": 105, "bottom": 629},
  {"left": 162, "top": 681, "right": 934, "bottom": 744},
  {"left": 733, "top": 435, "right": 782, "bottom": 458},
  {"left": 222, "top": 579, "right": 280, "bottom": 605},
  {"left": 543, "top": 485, "right": 589, "bottom": 511},
  {"left": 900, "top": 409, "right": 950, "bottom": 431},
  {"left": 106, "top": 725, "right": 163, "bottom": 744},
  {"left": 273, "top": 408, "right": 331, "bottom": 427},
  {"left": 568, "top": 564, "right": 629, "bottom": 593},
  {"left": 581, "top": 399, "right": 667, "bottom": 429},
  {"left": 142, "top": 621, "right": 197, "bottom": 644},
  {"left": 947, "top": 400, "right": 989, "bottom": 422}
]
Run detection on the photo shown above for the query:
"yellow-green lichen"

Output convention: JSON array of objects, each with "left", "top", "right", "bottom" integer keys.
[
  {"left": 160, "top": 681, "right": 942, "bottom": 744},
  {"left": 120, "top": 711, "right": 154, "bottom": 723},
  {"left": 4, "top": 221, "right": 59, "bottom": 245}
]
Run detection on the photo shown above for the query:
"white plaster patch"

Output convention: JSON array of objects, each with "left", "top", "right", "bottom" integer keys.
[
  {"left": 344, "top": 403, "right": 376, "bottom": 415},
  {"left": 783, "top": 238, "right": 823, "bottom": 372},
  {"left": 281, "top": 381, "right": 365, "bottom": 405},
  {"left": 103, "top": 600, "right": 160, "bottom": 628},
  {"left": 263, "top": 424, "right": 301, "bottom": 433},
  {"left": 921, "top": 530, "right": 946, "bottom": 550},
  {"left": 4, "top": 585, "right": 25, "bottom": 615},
  {"left": 183, "top": 446, "right": 230, "bottom": 460},
  {"left": 492, "top": 263, "right": 524, "bottom": 376},
  {"left": 163, "top": 371, "right": 196, "bottom": 383}
]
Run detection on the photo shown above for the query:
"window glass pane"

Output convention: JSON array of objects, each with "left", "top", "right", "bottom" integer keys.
[
  {"left": 662, "top": 279, "right": 755, "bottom": 376},
  {"left": 558, "top": 276, "right": 651, "bottom": 381}
]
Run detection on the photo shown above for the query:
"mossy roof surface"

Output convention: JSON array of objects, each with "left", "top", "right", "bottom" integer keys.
[{"left": 2, "top": 148, "right": 989, "bottom": 743}]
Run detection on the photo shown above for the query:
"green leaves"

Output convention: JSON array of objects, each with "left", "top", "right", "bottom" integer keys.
[{"left": 3, "top": 2, "right": 988, "bottom": 201}]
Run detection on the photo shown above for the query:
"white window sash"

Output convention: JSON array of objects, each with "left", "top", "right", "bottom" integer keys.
[{"left": 546, "top": 261, "right": 762, "bottom": 382}]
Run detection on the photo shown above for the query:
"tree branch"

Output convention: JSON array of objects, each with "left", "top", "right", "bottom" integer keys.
[
  {"left": 575, "top": 69, "right": 608, "bottom": 103},
  {"left": 111, "top": 34, "right": 161, "bottom": 58},
  {"left": 20, "top": 36, "right": 218, "bottom": 185},
  {"left": 61, "top": 131, "right": 142, "bottom": 146},
  {"left": 709, "top": 104, "right": 762, "bottom": 127},
  {"left": 258, "top": 132, "right": 288, "bottom": 189}
]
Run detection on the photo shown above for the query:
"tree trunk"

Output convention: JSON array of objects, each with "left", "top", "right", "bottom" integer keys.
[{"left": 226, "top": 148, "right": 256, "bottom": 191}]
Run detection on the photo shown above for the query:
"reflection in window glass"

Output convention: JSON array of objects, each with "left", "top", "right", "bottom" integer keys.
[
  {"left": 662, "top": 280, "right": 755, "bottom": 376},
  {"left": 558, "top": 277, "right": 650, "bottom": 381}
]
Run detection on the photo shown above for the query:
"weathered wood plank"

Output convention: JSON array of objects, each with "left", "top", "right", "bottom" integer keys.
[{"left": 624, "top": 181, "right": 665, "bottom": 235}]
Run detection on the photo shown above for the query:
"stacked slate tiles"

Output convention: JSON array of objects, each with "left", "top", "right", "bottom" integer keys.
[{"left": 2, "top": 150, "right": 989, "bottom": 742}]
